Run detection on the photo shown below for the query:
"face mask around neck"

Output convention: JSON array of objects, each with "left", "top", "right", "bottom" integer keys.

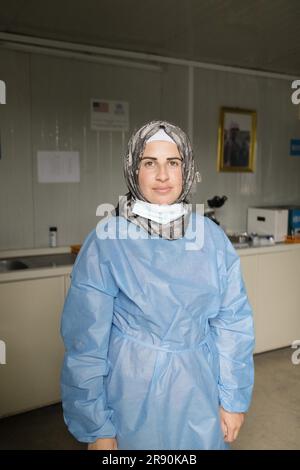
[{"left": 131, "top": 198, "right": 187, "bottom": 225}]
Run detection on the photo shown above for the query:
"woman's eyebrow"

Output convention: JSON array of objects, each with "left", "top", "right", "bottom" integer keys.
[{"left": 140, "top": 156, "right": 182, "bottom": 160}]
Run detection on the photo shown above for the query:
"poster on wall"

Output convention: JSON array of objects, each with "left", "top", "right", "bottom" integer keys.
[
  {"left": 91, "top": 99, "right": 129, "bottom": 131},
  {"left": 37, "top": 151, "right": 80, "bottom": 183}
]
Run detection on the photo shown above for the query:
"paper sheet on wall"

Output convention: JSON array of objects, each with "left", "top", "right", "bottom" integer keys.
[
  {"left": 91, "top": 99, "right": 129, "bottom": 131},
  {"left": 37, "top": 151, "right": 80, "bottom": 183}
]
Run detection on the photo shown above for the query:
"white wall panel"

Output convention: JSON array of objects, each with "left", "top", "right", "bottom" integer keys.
[{"left": 0, "top": 50, "right": 33, "bottom": 249}]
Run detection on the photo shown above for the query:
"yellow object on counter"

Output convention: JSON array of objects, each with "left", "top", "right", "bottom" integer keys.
[{"left": 70, "top": 244, "right": 82, "bottom": 254}]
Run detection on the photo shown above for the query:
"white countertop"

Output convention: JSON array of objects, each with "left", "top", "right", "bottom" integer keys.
[
  {"left": 235, "top": 241, "right": 300, "bottom": 256},
  {"left": 0, "top": 246, "right": 74, "bottom": 283},
  {"left": 0, "top": 242, "right": 299, "bottom": 283},
  {"left": 1, "top": 241, "right": 299, "bottom": 259},
  {"left": 0, "top": 265, "right": 73, "bottom": 283},
  {"left": 0, "top": 245, "right": 71, "bottom": 259}
]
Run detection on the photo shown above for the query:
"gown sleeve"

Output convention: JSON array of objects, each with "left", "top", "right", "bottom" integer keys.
[
  {"left": 209, "top": 226, "right": 255, "bottom": 413},
  {"left": 60, "top": 229, "right": 119, "bottom": 442}
]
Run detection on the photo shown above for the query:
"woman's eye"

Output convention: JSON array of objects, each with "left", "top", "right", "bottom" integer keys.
[
  {"left": 142, "top": 160, "right": 181, "bottom": 168},
  {"left": 169, "top": 160, "right": 182, "bottom": 167}
]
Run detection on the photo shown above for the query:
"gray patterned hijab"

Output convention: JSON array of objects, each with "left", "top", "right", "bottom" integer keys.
[{"left": 114, "top": 120, "right": 196, "bottom": 240}]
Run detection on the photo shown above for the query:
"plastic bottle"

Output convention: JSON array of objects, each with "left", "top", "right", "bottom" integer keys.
[{"left": 49, "top": 226, "right": 57, "bottom": 247}]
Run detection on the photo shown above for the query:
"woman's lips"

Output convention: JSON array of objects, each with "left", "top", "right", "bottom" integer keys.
[{"left": 153, "top": 187, "right": 172, "bottom": 193}]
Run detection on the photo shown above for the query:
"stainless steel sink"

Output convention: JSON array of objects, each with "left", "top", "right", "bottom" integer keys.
[
  {"left": 227, "top": 232, "right": 251, "bottom": 248},
  {"left": 21, "top": 253, "right": 77, "bottom": 269},
  {"left": 0, "top": 252, "right": 77, "bottom": 272},
  {"left": 0, "top": 259, "right": 29, "bottom": 273}
]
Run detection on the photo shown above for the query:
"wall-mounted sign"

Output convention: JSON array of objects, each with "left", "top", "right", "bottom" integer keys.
[
  {"left": 91, "top": 99, "right": 129, "bottom": 131},
  {"left": 290, "top": 139, "right": 300, "bottom": 156}
]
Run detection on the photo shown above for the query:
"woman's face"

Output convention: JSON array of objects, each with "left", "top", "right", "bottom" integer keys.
[{"left": 138, "top": 141, "right": 183, "bottom": 204}]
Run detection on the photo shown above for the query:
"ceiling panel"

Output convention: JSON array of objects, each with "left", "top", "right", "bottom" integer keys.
[{"left": 0, "top": 0, "right": 300, "bottom": 75}]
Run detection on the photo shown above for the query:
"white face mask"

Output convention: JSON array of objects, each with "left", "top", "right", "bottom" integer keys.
[{"left": 132, "top": 198, "right": 187, "bottom": 224}]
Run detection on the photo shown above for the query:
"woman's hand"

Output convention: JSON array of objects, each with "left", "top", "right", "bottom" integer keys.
[
  {"left": 219, "top": 406, "right": 245, "bottom": 443},
  {"left": 88, "top": 438, "right": 118, "bottom": 450}
]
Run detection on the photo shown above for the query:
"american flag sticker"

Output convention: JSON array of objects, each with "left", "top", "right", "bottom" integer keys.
[{"left": 93, "top": 100, "right": 109, "bottom": 112}]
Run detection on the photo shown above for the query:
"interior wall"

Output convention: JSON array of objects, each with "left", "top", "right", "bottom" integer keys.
[
  {"left": 193, "top": 69, "right": 300, "bottom": 231},
  {"left": 0, "top": 48, "right": 299, "bottom": 249},
  {"left": 0, "top": 50, "right": 162, "bottom": 248}
]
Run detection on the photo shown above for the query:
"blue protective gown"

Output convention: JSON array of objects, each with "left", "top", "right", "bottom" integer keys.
[{"left": 60, "top": 212, "right": 255, "bottom": 450}]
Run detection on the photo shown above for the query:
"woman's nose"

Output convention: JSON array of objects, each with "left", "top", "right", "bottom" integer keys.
[{"left": 156, "top": 164, "right": 169, "bottom": 181}]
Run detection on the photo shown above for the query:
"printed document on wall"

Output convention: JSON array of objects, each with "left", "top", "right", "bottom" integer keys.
[{"left": 37, "top": 151, "right": 80, "bottom": 183}]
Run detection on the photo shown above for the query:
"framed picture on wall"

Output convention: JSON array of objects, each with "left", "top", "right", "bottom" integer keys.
[{"left": 217, "top": 107, "right": 256, "bottom": 172}]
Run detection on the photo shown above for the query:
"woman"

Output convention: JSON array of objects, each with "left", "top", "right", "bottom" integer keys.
[{"left": 60, "top": 120, "right": 255, "bottom": 450}]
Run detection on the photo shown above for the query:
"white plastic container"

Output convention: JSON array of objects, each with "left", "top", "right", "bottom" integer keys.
[
  {"left": 247, "top": 207, "right": 288, "bottom": 242},
  {"left": 49, "top": 226, "right": 57, "bottom": 247}
]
